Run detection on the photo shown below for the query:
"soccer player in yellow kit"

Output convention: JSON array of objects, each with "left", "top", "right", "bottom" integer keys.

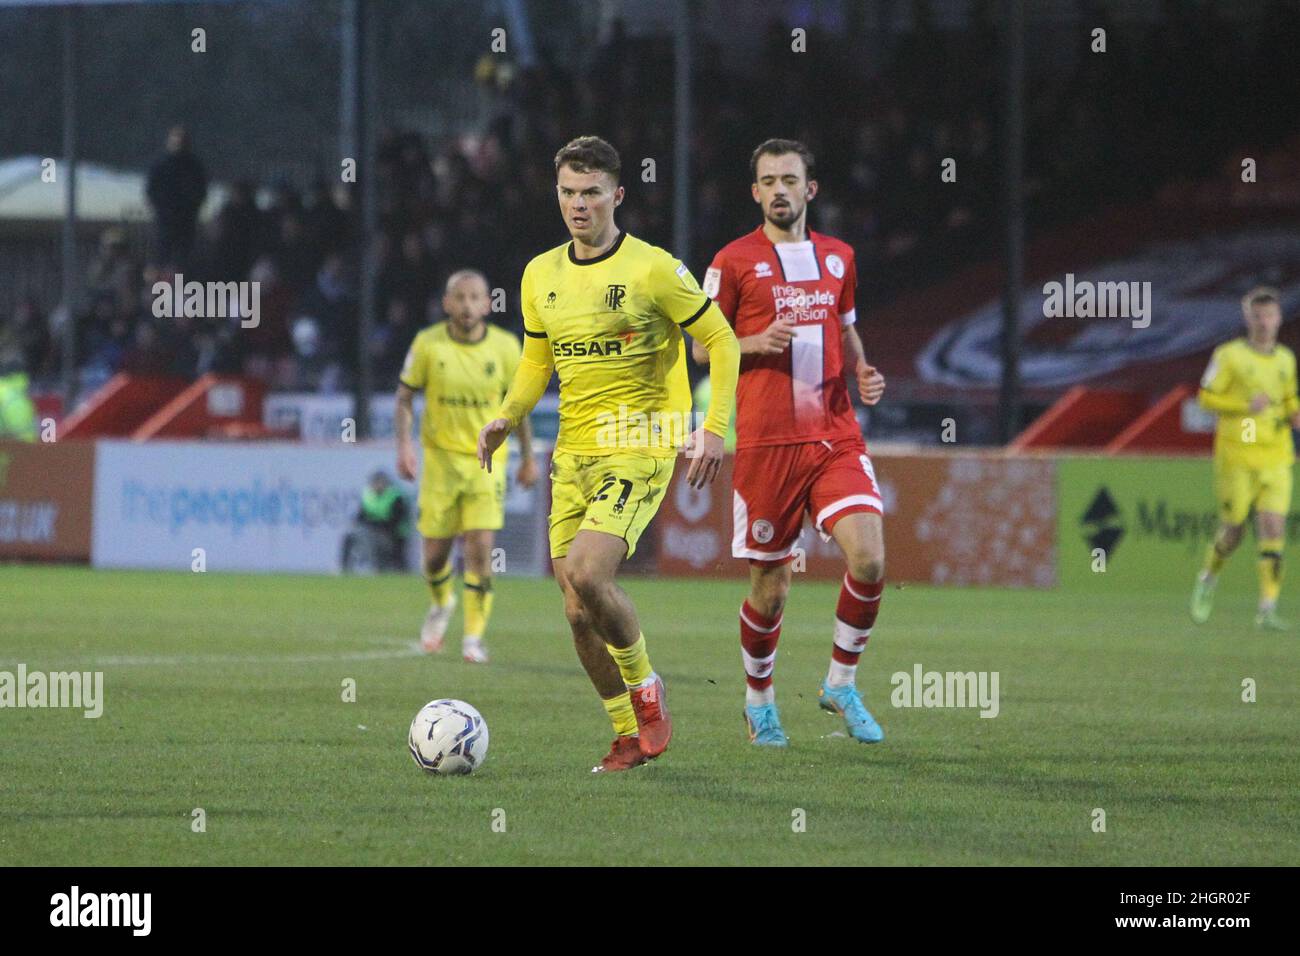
[
  {"left": 397, "top": 269, "right": 539, "bottom": 662},
  {"left": 478, "top": 136, "right": 740, "bottom": 772},
  {"left": 1192, "top": 287, "right": 1299, "bottom": 629}
]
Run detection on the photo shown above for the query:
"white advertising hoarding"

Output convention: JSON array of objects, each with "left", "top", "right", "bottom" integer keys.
[{"left": 91, "top": 441, "right": 549, "bottom": 575}]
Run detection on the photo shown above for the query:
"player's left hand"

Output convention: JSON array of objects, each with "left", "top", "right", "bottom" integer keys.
[
  {"left": 1291, "top": 411, "right": 1300, "bottom": 431},
  {"left": 516, "top": 457, "right": 540, "bottom": 489},
  {"left": 684, "top": 427, "right": 725, "bottom": 488},
  {"left": 857, "top": 361, "right": 885, "bottom": 406},
  {"left": 477, "top": 418, "right": 511, "bottom": 472}
]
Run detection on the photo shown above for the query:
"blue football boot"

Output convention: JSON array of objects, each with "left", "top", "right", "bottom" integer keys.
[
  {"left": 818, "top": 680, "right": 884, "bottom": 743},
  {"left": 744, "top": 701, "right": 789, "bottom": 747}
]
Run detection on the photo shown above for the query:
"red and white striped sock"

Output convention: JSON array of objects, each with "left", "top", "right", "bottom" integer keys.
[
  {"left": 740, "top": 599, "right": 782, "bottom": 707},
  {"left": 827, "top": 573, "right": 883, "bottom": 687}
]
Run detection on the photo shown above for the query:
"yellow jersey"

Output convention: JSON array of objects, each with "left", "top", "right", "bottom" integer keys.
[
  {"left": 519, "top": 232, "right": 714, "bottom": 458},
  {"left": 1199, "top": 337, "right": 1300, "bottom": 468},
  {"left": 400, "top": 321, "right": 521, "bottom": 455}
]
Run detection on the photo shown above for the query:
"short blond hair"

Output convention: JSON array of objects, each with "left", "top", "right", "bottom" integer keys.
[
  {"left": 444, "top": 269, "right": 489, "bottom": 295},
  {"left": 1241, "top": 286, "right": 1281, "bottom": 314}
]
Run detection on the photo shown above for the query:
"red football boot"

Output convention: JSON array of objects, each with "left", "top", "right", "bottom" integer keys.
[
  {"left": 629, "top": 675, "right": 672, "bottom": 758},
  {"left": 592, "top": 735, "right": 647, "bottom": 773}
]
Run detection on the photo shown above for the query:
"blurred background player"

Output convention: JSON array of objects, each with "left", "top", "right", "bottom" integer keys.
[
  {"left": 694, "top": 139, "right": 887, "bottom": 746},
  {"left": 479, "top": 136, "right": 739, "bottom": 772},
  {"left": 396, "top": 269, "right": 539, "bottom": 663},
  {"left": 1192, "top": 287, "right": 1299, "bottom": 630}
]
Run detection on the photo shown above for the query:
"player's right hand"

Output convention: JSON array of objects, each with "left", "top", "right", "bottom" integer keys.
[
  {"left": 750, "top": 317, "right": 796, "bottom": 355},
  {"left": 1249, "top": 392, "right": 1271, "bottom": 412},
  {"left": 477, "top": 418, "right": 511, "bottom": 472},
  {"left": 397, "top": 441, "right": 418, "bottom": 481},
  {"left": 684, "top": 427, "right": 725, "bottom": 489}
]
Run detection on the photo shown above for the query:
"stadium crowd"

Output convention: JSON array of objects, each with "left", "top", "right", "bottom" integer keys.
[{"left": 5, "top": 3, "right": 1295, "bottom": 401}]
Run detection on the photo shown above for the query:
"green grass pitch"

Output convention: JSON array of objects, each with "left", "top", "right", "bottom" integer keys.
[{"left": 1, "top": 565, "right": 1296, "bottom": 866}]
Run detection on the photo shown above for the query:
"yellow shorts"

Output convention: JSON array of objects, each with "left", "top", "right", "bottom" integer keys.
[
  {"left": 548, "top": 451, "right": 674, "bottom": 559},
  {"left": 417, "top": 444, "right": 506, "bottom": 539},
  {"left": 1214, "top": 458, "right": 1292, "bottom": 525}
]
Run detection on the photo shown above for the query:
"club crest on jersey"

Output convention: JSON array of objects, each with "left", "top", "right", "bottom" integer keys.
[
  {"left": 752, "top": 519, "right": 775, "bottom": 544},
  {"left": 703, "top": 267, "right": 722, "bottom": 298},
  {"left": 545, "top": 291, "right": 557, "bottom": 308},
  {"left": 825, "top": 254, "right": 845, "bottom": 279},
  {"left": 605, "top": 284, "right": 627, "bottom": 311},
  {"left": 754, "top": 261, "right": 773, "bottom": 278}
]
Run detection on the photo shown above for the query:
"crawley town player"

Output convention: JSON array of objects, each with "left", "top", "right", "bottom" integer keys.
[
  {"left": 479, "top": 136, "right": 740, "bottom": 772},
  {"left": 694, "top": 139, "right": 888, "bottom": 746}
]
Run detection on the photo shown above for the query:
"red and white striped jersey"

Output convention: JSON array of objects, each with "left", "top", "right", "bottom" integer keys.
[{"left": 705, "top": 227, "right": 860, "bottom": 449}]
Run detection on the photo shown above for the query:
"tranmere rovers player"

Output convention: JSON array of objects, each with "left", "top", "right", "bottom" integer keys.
[
  {"left": 397, "top": 269, "right": 539, "bottom": 663},
  {"left": 478, "top": 136, "right": 740, "bottom": 772},
  {"left": 693, "top": 139, "right": 887, "bottom": 746},
  {"left": 1192, "top": 286, "right": 1299, "bottom": 630}
]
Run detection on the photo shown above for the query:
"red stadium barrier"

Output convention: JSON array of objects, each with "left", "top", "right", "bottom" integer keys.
[
  {"left": 133, "top": 373, "right": 267, "bottom": 440},
  {"left": 1009, "top": 386, "right": 1149, "bottom": 451},
  {"left": 1104, "top": 384, "right": 1214, "bottom": 454},
  {"left": 60, "top": 374, "right": 188, "bottom": 439}
]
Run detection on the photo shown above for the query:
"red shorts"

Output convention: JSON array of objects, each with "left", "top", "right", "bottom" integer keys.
[{"left": 732, "top": 437, "right": 882, "bottom": 563}]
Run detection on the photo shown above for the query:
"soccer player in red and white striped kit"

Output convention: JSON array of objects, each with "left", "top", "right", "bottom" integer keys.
[{"left": 693, "top": 139, "right": 887, "bottom": 745}]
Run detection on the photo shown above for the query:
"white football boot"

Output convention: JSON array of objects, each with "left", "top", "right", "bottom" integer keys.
[
  {"left": 420, "top": 596, "right": 456, "bottom": 653},
  {"left": 461, "top": 635, "right": 489, "bottom": 664}
]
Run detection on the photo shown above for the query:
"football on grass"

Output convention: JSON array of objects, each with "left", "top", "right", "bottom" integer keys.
[{"left": 408, "top": 699, "right": 489, "bottom": 775}]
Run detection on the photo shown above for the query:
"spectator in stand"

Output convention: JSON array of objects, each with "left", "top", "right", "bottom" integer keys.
[
  {"left": 119, "top": 319, "right": 173, "bottom": 377},
  {"left": 211, "top": 179, "right": 262, "bottom": 281},
  {"left": 240, "top": 256, "right": 296, "bottom": 383},
  {"left": 48, "top": 7, "right": 1277, "bottom": 408},
  {"left": 294, "top": 253, "right": 356, "bottom": 387},
  {"left": 304, "top": 178, "right": 350, "bottom": 256},
  {"left": 81, "top": 292, "right": 132, "bottom": 380},
  {"left": 10, "top": 298, "right": 52, "bottom": 383},
  {"left": 85, "top": 228, "right": 140, "bottom": 321},
  {"left": 378, "top": 229, "right": 435, "bottom": 320},
  {"left": 145, "top": 126, "right": 209, "bottom": 270},
  {"left": 272, "top": 212, "right": 320, "bottom": 293},
  {"left": 287, "top": 316, "right": 342, "bottom": 393},
  {"left": 370, "top": 296, "right": 418, "bottom": 391}
]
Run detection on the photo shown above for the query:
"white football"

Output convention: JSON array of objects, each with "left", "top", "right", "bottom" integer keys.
[{"left": 408, "top": 699, "right": 489, "bottom": 775}]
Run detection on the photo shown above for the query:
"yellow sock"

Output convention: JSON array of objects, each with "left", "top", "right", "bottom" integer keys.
[
  {"left": 424, "top": 561, "right": 453, "bottom": 607},
  {"left": 601, "top": 691, "right": 638, "bottom": 737},
  {"left": 607, "top": 633, "right": 654, "bottom": 688},
  {"left": 1203, "top": 538, "right": 1229, "bottom": 577},
  {"left": 463, "top": 572, "right": 494, "bottom": 638},
  {"left": 1257, "top": 538, "right": 1284, "bottom": 605}
]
